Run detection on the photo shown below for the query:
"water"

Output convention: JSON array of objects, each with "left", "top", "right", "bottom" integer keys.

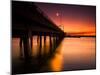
[
  {"left": 55, "top": 37, "right": 96, "bottom": 71},
  {"left": 12, "top": 37, "right": 96, "bottom": 74}
]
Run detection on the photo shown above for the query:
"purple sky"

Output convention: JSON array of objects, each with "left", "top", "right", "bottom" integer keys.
[{"left": 35, "top": 2, "right": 96, "bottom": 35}]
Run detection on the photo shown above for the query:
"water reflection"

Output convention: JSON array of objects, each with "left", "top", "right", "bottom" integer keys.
[
  {"left": 60, "top": 37, "right": 96, "bottom": 71},
  {"left": 12, "top": 37, "right": 96, "bottom": 74}
]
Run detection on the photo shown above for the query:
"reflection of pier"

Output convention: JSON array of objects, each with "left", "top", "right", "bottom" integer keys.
[{"left": 12, "top": 1, "right": 65, "bottom": 60}]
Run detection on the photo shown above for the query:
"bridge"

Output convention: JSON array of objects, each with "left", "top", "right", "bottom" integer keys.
[{"left": 12, "top": 1, "right": 65, "bottom": 60}]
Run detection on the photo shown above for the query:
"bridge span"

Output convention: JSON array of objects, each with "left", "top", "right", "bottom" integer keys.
[{"left": 12, "top": 1, "right": 65, "bottom": 60}]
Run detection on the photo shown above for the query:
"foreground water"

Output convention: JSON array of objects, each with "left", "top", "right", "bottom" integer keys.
[{"left": 12, "top": 37, "right": 96, "bottom": 73}]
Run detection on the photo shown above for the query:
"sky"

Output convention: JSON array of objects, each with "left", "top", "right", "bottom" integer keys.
[{"left": 35, "top": 2, "right": 96, "bottom": 36}]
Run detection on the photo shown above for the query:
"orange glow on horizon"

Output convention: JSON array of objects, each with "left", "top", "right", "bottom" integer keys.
[{"left": 50, "top": 16, "right": 96, "bottom": 36}]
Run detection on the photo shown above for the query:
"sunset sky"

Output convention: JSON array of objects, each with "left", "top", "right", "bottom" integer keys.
[{"left": 35, "top": 2, "right": 96, "bottom": 36}]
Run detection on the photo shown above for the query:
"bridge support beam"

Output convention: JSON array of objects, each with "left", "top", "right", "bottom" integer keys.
[
  {"left": 19, "top": 30, "right": 33, "bottom": 60},
  {"left": 22, "top": 34, "right": 30, "bottom": 60},
  {"left": 38, "top": 34, "right": 42, "bottom": 57},
  {"left": 54, "top": 36, "right": 59, "bottom": 49},
  {"left": 49, "top": 35, "right": 52, "bottom": 46},
  {"left": 43, "top": 35, "right": 47, "bottom": 55},
  {"left": 20, "top": 37, "right": 24, "bottom": 58},
  {"left": 40, "top": 35, "right": 42, "bottom": 49},
  {"left": 49, "top": 35, "right": 52, "bottom": 53},
  {"left": 44, "top": 35, "right": 46, "bottom": 44},
  {"left": 31, "top": 36, "right": 33, "bottom": 52},
  {"left": 29, "top": 30, "right": 32, "bottom": 57},
  {"left": 37, "top": 36, "right": 39, "bottom": 43}
]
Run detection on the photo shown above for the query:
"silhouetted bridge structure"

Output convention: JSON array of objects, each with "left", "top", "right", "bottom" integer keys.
[{"left": 12, "top": 1, "right": 65, "bottom": 60}]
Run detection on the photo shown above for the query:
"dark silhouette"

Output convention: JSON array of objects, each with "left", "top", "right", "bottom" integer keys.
[{"left": 12, "top": 1, "right": 65, "bottom": 74}]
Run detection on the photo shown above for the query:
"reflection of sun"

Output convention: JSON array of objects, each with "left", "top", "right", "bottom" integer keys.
[
  {"left": 49, "top": 42, "right": 63, "bottom": 72},
  {"left": 50, "top": 54, "right": 62, "bottom": 71}
]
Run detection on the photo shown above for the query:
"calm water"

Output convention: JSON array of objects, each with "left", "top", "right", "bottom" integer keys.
[{"left": 12, "top": 37, "right": 96, "bottom": 73}]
